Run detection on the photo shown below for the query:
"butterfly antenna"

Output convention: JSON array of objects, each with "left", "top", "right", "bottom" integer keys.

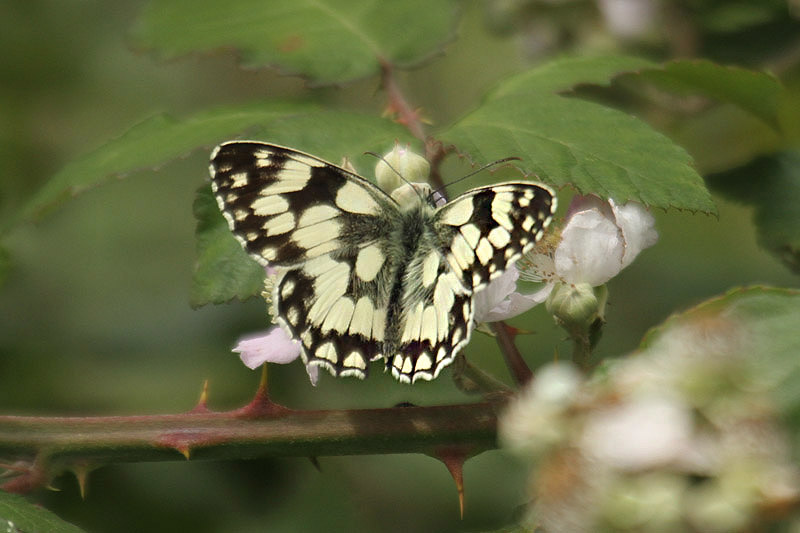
[
  {"left": 430, "top": 157, "right": 522, "bottom": 201},
  {"left": 364, "top": 151, "right": 427, "bottom": 203}
]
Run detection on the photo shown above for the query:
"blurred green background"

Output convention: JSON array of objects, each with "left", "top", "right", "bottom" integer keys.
[{"left": 1, "top": 0, "right": 799, "bottom": 531}]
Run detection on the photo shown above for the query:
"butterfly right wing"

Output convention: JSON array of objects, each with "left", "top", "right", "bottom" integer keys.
[
  {"left": 386, "top": 182, "right": 556, "bottom": 384},
  {"left": 210, "top": 141, "right": 402, "bottom": 378},
  {"left": 433, "top": 182, "right": 557, "bottom": 292}
]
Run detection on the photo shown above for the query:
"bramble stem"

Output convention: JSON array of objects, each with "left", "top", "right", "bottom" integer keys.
[
  {"left": 0, "top": 399, "right": 499, "bottom": 493},
  {"left": 490, "top": 322, "right": 533, "bottom": 386}
]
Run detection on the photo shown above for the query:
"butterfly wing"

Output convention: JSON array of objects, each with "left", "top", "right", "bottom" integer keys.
[
  {"left": 387, "top": 182, "right": 556, "bottom": 383},
  {"left": 210, "top": 141, "right": 398, "bottom": 267},
  {"left": 210, "top": 141, "right": 402, "bottom": 378},
  {"left": 434, "top": 182, "right": 557, "bottom": 291}
]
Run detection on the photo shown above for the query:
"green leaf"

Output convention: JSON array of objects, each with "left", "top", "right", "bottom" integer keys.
[
  {"left": 639, "top": 286, "right": 800, "bottom": 422},
  {"left": 633, "top": 59, "right": 784, "bottom": 131},
  {"left": 133, "top": 0, "right": 458, "bottom": 84},
  {"left": 440, "top": 55, "right": 714, "bottom": 213},
  {"left": 192, "top": 111, "right": 413, "bottom": 306},
  {"left": 707, "top": 151, "right": 800, "bottom": 274},
  {"left": 192, "top": 186, "right": 266, "bottom": 307},
  {"left": 15, "top": 101, "right": 317, "bottom": 224},
  {"left": 0, "top": 491, "right": 85, "bottom": 533}
]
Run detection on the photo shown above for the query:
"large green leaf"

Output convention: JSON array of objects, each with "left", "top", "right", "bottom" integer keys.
[
  {"left": 639, "top": 286, "right": 800, "bottom": 425},
  {"left": 441, "top": 56, "right": 714, "bottom": 213},
  {"left": 15, "top": 101, "right": 317, "bottom": 224},
  {"left": 0, "top": 491, "right": 85, "bottom": 533},
  {"left": 192, "top": 111, "right": 413, "bottom": 306},
  {"left": 707, "top": 151, "right": 800, "bottom": 274},
  {"left": 133, "top": 0, "right": 458, "bottom": 84}
]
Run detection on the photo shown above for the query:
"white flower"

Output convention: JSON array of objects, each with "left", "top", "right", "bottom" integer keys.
[
  {"left": 473, "top": 195, "right": 657, "bottom": 324},
  {"left": 232, "top": 327, "right": 319, "bottom": 385},
  {"left": 524, "top": 195, "right": 658, "bottom": 301}
]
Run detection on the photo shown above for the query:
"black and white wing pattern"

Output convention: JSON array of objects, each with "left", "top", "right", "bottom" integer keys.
[
  {"left": 385, "top": 183, "right": 557, "bottom": 382},
  {"left": 210, "top": 141, "right": 556, "bottom": 383}
]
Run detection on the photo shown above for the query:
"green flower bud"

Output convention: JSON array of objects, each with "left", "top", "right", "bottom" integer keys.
[
  {"left": 375, "top": 144, "right": 429, "bottom": 193},
  {"left": 546, "top": 281, "right": 600, "bottom": 329}
]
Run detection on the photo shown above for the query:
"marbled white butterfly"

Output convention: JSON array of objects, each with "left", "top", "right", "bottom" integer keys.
[{"left": 210, "top": 142, "right": 556, "bottom": 383}]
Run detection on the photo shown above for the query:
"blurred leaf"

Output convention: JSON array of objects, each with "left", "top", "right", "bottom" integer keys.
[
  {"left": 0, "top": 245, "right": 9, "bottom": 289},
  {"left": 0, "top": 491, "right": 85, "bottom": 533},
  {"left": 192, "top": 111, "right": 412, "bottom": 306},
  {"left": 133, "top": 0, "right": 458, "bottom": 84},
  {"left": 640, "top": 286, "right": 800, "bottom": 423},
  {"left": 15, "top": 101, "right": 317, "bottom": 225},
  {"left": 633, "top": 59, "right": 784, "bottom": 131},
  {"left": 488, "top": 55, "right": 656, "bottom": 97},
  {"left": 699, "top": 0, "right": 787, "bottom": 33},
  {"left": 707, "top": 151, "right": 800, "bottom": 274},
  {"left": 441, "top": 55, "right": 714, "bottom": 213},
  {"left": 192, "top": 186, "right": 265, "bottom": 307}
]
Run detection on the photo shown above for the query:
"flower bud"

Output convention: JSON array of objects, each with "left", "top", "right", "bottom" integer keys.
[
  {"left": 546, "top": 281, "right": 601, "bottom": 329},
  {"left": 389, "top": 182, "right": 432, "bottom": 209},
  {"left": 375, "top": 144, "right": 429, "bottom": 193}
]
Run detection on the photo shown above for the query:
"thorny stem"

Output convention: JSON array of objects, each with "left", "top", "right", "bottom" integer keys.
[
  {"left": 489, "top": 322, "right": 533, "bottom": 386},
  {"left": 0, "top": 394, "right": 500, "bottom": 493}
]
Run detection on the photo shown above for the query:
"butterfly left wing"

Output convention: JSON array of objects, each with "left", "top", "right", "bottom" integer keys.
[
  {"left": 210, "top": 141, "right": 403, "bottom": 379},
  {"left": 387, "top": 182, "right": 556, "bottom": 383}
]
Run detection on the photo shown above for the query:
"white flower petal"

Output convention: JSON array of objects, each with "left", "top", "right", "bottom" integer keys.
[
  {"left": 473, "top": 266, "right": 553, "bottom": 323},
  {"left": 555, "top": 207, "right": 624, "bottom": 286},
  {"left": 473, "top": 267, "right": 519, "bottom": 323},
  {"left": 610, "top": 199, "right": 658, "bottom": 269}
]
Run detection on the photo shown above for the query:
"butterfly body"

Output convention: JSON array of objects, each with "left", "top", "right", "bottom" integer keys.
[{"left": 210, "top": 141, "right": 556, "bottom": 383}]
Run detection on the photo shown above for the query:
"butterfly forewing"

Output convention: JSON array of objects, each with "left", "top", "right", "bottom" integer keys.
[
  {"left": 434, "top": 183, "right": 557, "bottom": 291},
  {"left": 210, "top": 142, "right": 397, "bottom": 267},
  {"left": 210, "top": 141, "right": 557, "bottom": 383}
]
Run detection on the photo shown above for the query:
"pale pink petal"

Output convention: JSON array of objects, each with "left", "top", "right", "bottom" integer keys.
[
  {"left": 564, "top": 194, "right": 611, "bottom": 220},
  {"left": 233, "top": 327, "right": 301, "bottom": 368},
  {"left": 232, "top": 327, "right": 319, "bottom": 385}
]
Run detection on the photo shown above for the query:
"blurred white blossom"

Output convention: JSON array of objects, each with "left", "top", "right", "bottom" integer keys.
[{"left": 500, "top": 315, "right": 800, "bottom": 532}]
